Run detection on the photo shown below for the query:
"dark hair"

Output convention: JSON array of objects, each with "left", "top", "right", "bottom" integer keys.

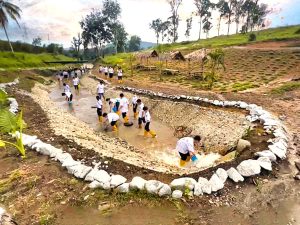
[
  {"left": 63, "top": 83, "right": 66, "bottom": 86},
  {"left": 102, "top": 113, "right": 108, "bottom": 117},
  {"left": 143, "top": 106, "right": 148, "bottom": 111},
  {"left": 96, "top": 96, "right": 100, "bottom": 100},
  {"left": 106, "top": 98, "right": 110, "bottom": 102},
  {"left": 120, "top": 93, "right": 124, "bottom": 98},
  {"left": 194, "top": 135, "right": 201, "bottom": 141},
  {"left": 100, "top": 81, "right": 104, "bottom": 84},
  {"left": 137, "top": 99, "right": 141, "bottom": 103}
]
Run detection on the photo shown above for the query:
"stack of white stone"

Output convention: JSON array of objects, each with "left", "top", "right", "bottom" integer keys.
[{"left": 4, "top": 83, "right": 288, "bottom": 199}]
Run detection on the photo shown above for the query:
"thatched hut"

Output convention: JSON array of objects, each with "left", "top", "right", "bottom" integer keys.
[
  {"left": 135, "top": 50, "right": 159, "bottom": 59},
  {"left": 165, "top": 51, "right": 185, "bottom": 61},
  {"left": 185, "top": 49, "right": 210, "bottom": 61}
]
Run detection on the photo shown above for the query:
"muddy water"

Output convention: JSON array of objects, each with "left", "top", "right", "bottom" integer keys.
[
  {"left": 49, "top": 84, "right": 225, "bottom": 170},
  {"left": 56, "top": 204, "right": 179, "bottom": 225}
]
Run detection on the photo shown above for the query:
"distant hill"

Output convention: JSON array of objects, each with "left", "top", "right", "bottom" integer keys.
[{"left": 140, "top": 41, "right": 156, "bottom": 50}]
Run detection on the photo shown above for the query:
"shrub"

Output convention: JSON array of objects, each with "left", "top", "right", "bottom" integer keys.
[
  {"left": 248, "top": 33, "right": 257, "bottom": 42},
  {"left": 295, "top": 28, "right": 300, "bottom": 34}
]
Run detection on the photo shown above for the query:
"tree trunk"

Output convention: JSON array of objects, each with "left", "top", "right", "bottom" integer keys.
[
  {"left": 236, "top": 21, "right": 239, "bottom": 34},
  {"left": 198, "top": 17, "right": 202, "bottom": 40},
  {"left": 218, "top": 16, "right": 221, "bottom": 36},
  {"left": 227, "top": 15, "right": 231, "bottom": 36},
  {"left": 3, "top": 24, "right": 14, "bottom": 53}
]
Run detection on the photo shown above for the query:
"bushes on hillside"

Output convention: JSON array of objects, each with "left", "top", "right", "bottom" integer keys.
[
  {"left": 295, "top": 28, "right": 300, "bottom": 34},
  {"left": 248, "top": 33, "right": 257, "bottom": 42}
]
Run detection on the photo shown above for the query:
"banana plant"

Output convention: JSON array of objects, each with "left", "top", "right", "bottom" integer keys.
[
  {"left": 0, "top": 89, "right": 8, "bottom": 106},
  {"left": 0, "top": 109, "right": 26, "bottom": 158}
]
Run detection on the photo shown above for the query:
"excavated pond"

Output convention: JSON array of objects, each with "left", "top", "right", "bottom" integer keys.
[{"left": 48, "top": 75, "right": 255, "bottom": 174}]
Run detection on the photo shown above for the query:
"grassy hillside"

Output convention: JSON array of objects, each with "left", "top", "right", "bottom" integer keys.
[
  {"left": 0, "top": 52, "right": 75, "bottom": 70},
  {"left": 159, "top": 25, "right": 300, "bottom": 52}
]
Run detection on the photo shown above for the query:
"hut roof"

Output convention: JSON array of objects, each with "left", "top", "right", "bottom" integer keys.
[
  {"left": 165, "top": 51, "right": 185, "bottom": 61},
  {"left": 185, "top": 49, "right": 210, "bottom": 61},
  {"left": 135, "top": 50, "right": 159, "bottom": 58}
]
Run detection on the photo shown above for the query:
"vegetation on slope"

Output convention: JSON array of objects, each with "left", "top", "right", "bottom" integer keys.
[{"left": 0, "top": 52, "right": 75, "bottom": 70}]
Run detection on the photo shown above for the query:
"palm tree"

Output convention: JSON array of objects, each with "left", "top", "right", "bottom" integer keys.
[{"left": 0, "top": 1, "right": 22, "bottom": 53}]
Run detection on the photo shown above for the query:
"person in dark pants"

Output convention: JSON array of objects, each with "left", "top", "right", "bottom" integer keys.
[
  {"left": 102, "top": 112, "right": 119, "bottom": 132},
  {"left": 143, "top": 106, "right": 156, "bottom": 138},
  {"left": 96, "top": 96, "right": 103, "bottom": 122},
  {"left": 176, "top": 136, "right": 202, "bottom": 167}
]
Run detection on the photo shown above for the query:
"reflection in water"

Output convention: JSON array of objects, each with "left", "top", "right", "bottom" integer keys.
[{"left": 49, "top": 84, "right": 223, "bottom": 170}]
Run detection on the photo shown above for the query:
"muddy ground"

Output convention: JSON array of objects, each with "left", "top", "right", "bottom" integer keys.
[{"left": 0, "top": 53, "right": 299, "bottom": 224}]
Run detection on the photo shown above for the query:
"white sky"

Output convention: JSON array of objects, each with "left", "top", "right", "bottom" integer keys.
[{"left": 3, "top": 0, "right": 299, "bottom": 47}]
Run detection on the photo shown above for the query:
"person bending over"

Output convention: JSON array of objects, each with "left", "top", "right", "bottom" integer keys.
[{"left": 102, "top": 112, "right": 119, "bottom": 132}]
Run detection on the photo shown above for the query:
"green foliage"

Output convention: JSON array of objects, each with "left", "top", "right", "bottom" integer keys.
[
  {"left": 248, "top": 33, "right": 257, "bottom": 42},
  {"left": 0, "top": 90, "right": 8, "bottom": 106},
  {"left": 231, "top": 82, "right": 259, "bottom": 92},
  {"left": 203, "top": 48, "right": 225, "bottom": 89},
  {"left": 128, "top": 35, "right": 141, "bottom": 52},
  {"left": 0, "top": 109, "right": 26, "bottom": 157},
  {"left": 0, "top": 52, "right": 73, "bottom": 69},
  {"left": 295, "top": 28, "right": 300, "bottom": 34},
  {"left": 151, "top": 25, "right": 300, "bottom": 51},
  {"left": 270, "top": 81, "right": 300, "bottom": 95}
]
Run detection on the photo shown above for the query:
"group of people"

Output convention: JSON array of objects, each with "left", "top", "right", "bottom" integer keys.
[
  {"left": 99, "top": 65, "right": 123, "bottom": 83},
  {"left": 95, "top": 80, "right": 156, "bottom": 138},
  {"left": 59, "top": 68, "right": 204, "bottom": 167},
  {"left": 62, "top": 70, "right": 84, "bottom": 104}
]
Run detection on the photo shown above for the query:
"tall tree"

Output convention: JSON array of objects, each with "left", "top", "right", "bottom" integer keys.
[
  {"left": 233, "top": 0, "right": 245, "bottom": 34},
  {"left": 160, "top": 20, "right": 171, "bottom": 42},
  {"left": 194, "top": 0, "right": 212, "bottom": 40},
  {"left": 202, "top": 12, "right": 213, "bottom": 38},
  {"left": 252, "top": 3, "right": 269, "bottom": 31},
  {"left": 113, "top": 23, "right": 127, "bottom": 53},
  {"left": 32, "top": 37, "right": 42, "bottom": 46},
  {"left": 167, "top": 0, "right": 182, "bottom": 43},
  {"left": 185, "top": 17, "right": 193, "bottom": 40},
  {"left": 150, "top": 18, "right": 162, "bottom": 45},
  {"left": 102, "top": 0, "right": 122, "bottom": 53},
  {"left": 241, "top": 0, "right": 257, "bottom": 33},
  {"left": 225, "top": 0, "right": 236, "bottom": 36},
  {"left": 71, "top": 33, "right": 83, "bottom": 60},
  {"left": 80, "top": 10, "right": 112, "bottom": 57},
  {"left": 216, "top": 0, "right": 229, "bottom": 36},
  {"left": 128, "top": 35, "right": 141, "bottom": 52},
  {"left": 0, "top": 1, "right": 22, "bottom": 53}
]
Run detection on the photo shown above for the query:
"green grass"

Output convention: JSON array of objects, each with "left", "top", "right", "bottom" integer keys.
[
  {"left": 0, "top": 52, "right": 74, "bottom": 69},
  {"left": 270, "top": 81, "right": 300, "bottom": 95},
  {"left": 154, "top": 25, "right": 300, "bottom": 52}
]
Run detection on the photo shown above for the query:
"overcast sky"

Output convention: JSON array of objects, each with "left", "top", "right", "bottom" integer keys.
[{"left": 2, "top": 0, "right": 300, "bottom": 47}]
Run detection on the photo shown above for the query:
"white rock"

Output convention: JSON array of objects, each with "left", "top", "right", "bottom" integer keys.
[
  {"left": 129, "top": 177, "right": 146, "bottom": 191},
  {"left": 67, "top": 164, "right": 92, "bottom": 179},
  {"left": 269, "top": 144, "right": 286, "bottom": 159},
  {"left": 115, "top": 183, "right": 130, "bottom": 193},
  {"left": 257, "top": 157, "right": 272, "bottom": 171},
  {"left": 88, "top": 181, "right": 102, "bottom": 189},
  {"left": 172, "top": 190, "right": 183, "bottom": 199},
  {"left": 85, "top": 168, "right": 98, "bottom": 182},
  {"left": 62, "top": 158, "right": 81, "bottom": 168},
  {"left": 145, "top": 180, "right": 164, "bottom": 195},
  {"left": 209, "top": 174, "right": 224, "bottom": 192},
  {"left": 193, "top": 183, "right": 203, "bottom": 196},
  {"left": 237, "top": 160, "right": 261, "bottom": 177},
  {"left": 110, "top": 175, "right": 127, "bottom": 188},
  {"left": 239, "top": 102, "right": 248, "bottom": 109},
  {"left": 94, "top": 170, "right": 111, "bottom": 184},
  {"left": 227, "top": 167, "right": 244, "bottom": 183},
  {"left": 216, "top": 168, "right": 228, "bottom": 183},
  {"left": 198, "top": 177, "right": 212, "bottom": 194},
  {"left": 158, "top": 184, "right": 172, "bottom": 197},
  {"left": 170, "top": 177, "right": 197, "bottom": 191},
  {"left": 255, "top": 150, "right": 277, "bottom": 162}
]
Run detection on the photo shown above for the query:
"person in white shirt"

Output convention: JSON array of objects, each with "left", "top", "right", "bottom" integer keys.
[
  {"left": 104, "top": 66, "right": 108, "bottom": 77},
  {"left": 143, "top": 106, "right": 156, "bottom": 138},
  {"left": 137, "top": 99, "right": 145, "bottom": 128},
  {"left": 96, "top": 81, "right": 105, "bottom": 100},
  {"left": 176, "top": 136, "right": 201, "bottom": 167},
  {"left": 73, "top": 75, "right": 80, "bottom": 92},
  {"left": 132, "top": 95, "right": 138, "bottom": 119},
  {"left": 108, "top": 67, "right": 114, "bottom": 80},
  {"left": 96, "top": 96, "right": 103, "bottom": 122},
  {"left": 102, "top": 112, "right": 119, "bottom": 132},
  {"left": 119, "top": 93, "right": 129, "bottom": 123},
  {"left": 63, "top": 71, "right": 69, "bottom": 79},
  {"left": 117, "top": 67, "right": 123, "bottom": 84},
  {"left": 106, "top": 98, "right": 120, "bottom": 113},
  {"left": 63, "top": 83, "right": 71, "bottom": 93},
  {"left": 65, "top": 90, "right": 73, "bottom": 104}
]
